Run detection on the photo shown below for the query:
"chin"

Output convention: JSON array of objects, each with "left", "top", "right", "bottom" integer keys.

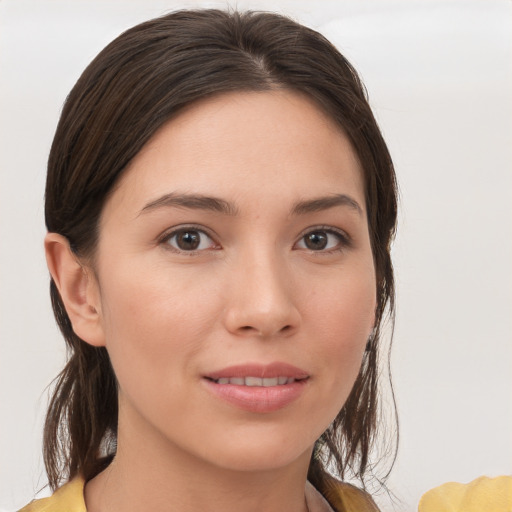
[
  {"left": 195, "top": 430, "right": 315, "bottom": 473},
  {"left": 210, "top": 451, "right": 310, "bottom": 474}
]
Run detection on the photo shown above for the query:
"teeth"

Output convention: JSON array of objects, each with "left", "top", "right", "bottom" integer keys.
[
  {"left": 245, "top": 376, "right": 262, "bottom": 386},
  {"left": 214, "top": 376, "right": 297, "bottom": 386}
]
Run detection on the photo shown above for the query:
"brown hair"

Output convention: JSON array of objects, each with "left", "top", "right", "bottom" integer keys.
[{"left": 43, "top": 8, "right": 398, "bottom": 501}]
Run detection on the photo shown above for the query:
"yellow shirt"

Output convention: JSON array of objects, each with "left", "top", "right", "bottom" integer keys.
[
  {"left": 18, "top": 478, "right": 86, "bottom": 512},
  {"left": 418, "top": 475, "right": 512, "bottom": 512},
  {"left": 18, "top": 477, "right": 379, "bottom": 512},
  {"left": 19, "top": 475, "right": 512, "bottom": 512}
]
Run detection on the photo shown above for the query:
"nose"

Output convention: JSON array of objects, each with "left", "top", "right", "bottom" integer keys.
[{"left": 223, "top": 252, "right": 301, "bottom": 339}]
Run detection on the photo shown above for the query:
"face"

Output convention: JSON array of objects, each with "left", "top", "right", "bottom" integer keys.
[{"left": 90, "top": 90, "right": 376, "bottom": 473}]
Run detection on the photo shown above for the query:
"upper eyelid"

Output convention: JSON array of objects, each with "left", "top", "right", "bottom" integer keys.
[
  {"left": 157, "top": 225, "right": 220, "bottom": 253},
  {"left": 297, "top": 225, "right": 351, "bottom": 241},
  {"left": 294, "top": 225, "right": 353, "bottom": 251},
  {"left": 158, "top": 224, "right": 217, "bottom": 242}
]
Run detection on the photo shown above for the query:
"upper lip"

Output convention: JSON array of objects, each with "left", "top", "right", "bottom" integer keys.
[{"left": 204, "top": 362, "right": 309, "bottom": 380}]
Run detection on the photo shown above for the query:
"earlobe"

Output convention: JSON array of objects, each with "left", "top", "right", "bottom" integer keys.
[{"left": 44, "top": 233, "right": 106, "bottom": 347}]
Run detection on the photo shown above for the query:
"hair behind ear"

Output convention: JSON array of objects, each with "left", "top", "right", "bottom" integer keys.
[
  {"left": 44, "top": 233, "right": 118, "bottom": 489},
  {"left": 44, "top": 281, "right": 118, "bottom": 488}
]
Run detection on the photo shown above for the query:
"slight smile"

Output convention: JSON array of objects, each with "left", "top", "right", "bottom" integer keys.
[
  {"left": 207, "top": 376, "right": 301, "bottom": 386},
  {"left": 203, "top": 363, "right": 310, "bottom": 413}
]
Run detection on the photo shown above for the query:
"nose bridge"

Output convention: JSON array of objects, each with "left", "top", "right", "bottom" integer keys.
[{"left": 224, "top": 243, "right": 300, "bottom": 337}]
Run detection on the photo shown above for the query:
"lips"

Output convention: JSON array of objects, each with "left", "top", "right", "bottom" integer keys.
[
  {"left": 202, "top": 362, "right": 309, "bottom": 413},
  {"left": 204, "top": 362, "right": 309, "bottom": 381}
]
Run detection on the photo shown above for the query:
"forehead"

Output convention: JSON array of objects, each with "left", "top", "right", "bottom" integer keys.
[{"left": 105, "top": 90, "right": 365, "bottom": 217}]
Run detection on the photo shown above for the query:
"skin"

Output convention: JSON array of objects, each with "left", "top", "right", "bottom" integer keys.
[{"left": 45, "top": 90, "right": 377, "bottom": 512}]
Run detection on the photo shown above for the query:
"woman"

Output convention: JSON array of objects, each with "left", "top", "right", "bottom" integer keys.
[{"left": 21, "top": 9, "right": 397, "bottom": 512}]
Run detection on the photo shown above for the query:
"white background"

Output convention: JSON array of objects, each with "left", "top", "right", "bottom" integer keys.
[{"left": 1, "top": 1, "right": 511, "bottom": 510}]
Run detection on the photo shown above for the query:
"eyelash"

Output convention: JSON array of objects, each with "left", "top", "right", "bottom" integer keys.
[
  {"left": 159, "top": 225, "right": 219, "bottom": 255},
  {"left": 294, "top": 225, "right": 352, "bottom": 254},
  {"left": 158, "top": 225, "right": 351, "bottom": 254}
]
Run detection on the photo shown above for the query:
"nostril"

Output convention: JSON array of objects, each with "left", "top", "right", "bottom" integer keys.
[{"left": 238, "top": 324, "right": 292, "bottom": 335}]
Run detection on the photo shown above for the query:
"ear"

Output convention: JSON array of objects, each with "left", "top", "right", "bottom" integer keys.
[{"left": 44, "top": 233, "right": 106, "bottom": 347}]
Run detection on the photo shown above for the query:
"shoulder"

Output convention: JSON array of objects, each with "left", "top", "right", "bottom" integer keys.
[
  {"left": 320, "top": 475, "right": 380, "bottom": 512},
  {"left": 419, "top": 475, "right": 512, "bottom": 512},
  {"left": 18, "top": 478, "right": 86, "bottom": 512}
]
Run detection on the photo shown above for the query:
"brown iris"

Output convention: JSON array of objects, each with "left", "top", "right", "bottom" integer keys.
[
  {"left": 175, "top": 230, "right": 201, "bottom": 250},
  {"left": 304, "top": 231, "right": 328, "bottom": 250}
]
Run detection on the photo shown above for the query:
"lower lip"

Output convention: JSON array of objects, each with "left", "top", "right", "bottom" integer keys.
[{"left": 202, "top": 378, "right": 308, "bottom": 413}]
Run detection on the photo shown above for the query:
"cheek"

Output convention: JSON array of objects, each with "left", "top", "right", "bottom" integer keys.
[
  {"left": 303, "top": 265, "right": 376, "bottom": 391},
  {"left": 96, "top": 261, "right": 223, "bottom": 388},
  {"left": 307, "top": 264, "right": 375, "bottom": 332}
]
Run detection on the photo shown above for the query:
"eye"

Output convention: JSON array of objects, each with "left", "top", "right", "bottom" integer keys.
[
  {"left": 295, "top": 228, "right": 349, "bottom": 252},
  {"left": 163, "top": 228, "right": 217, "bottom": 252}
]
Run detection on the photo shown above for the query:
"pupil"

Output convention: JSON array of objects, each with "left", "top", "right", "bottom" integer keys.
[
  {"left": 305, "top": 231, "right": 327, "bottom": 250},
  {"left": 177, "top": 231, "right": 200, "bottom": 250}
]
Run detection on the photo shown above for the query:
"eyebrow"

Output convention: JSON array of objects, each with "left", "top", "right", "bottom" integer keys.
[
  {"left": 140, "top": 193, "right": 239, "bottom": 216},
  {"left": 139, "top": 192, "right": 362, "bottom": 217},
  {"left": 291, "top": 194, "right": 363, "bottom": 216}
]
